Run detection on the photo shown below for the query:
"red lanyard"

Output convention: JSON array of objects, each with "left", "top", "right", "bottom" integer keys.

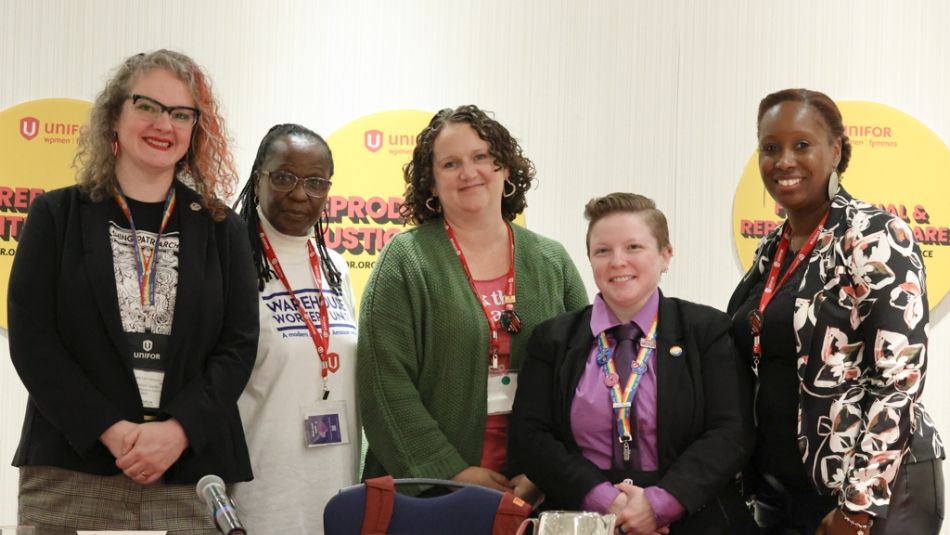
[
  {"left": 443, "top": 220, "right": 519, "bottom": 368},
  {"left": 259, "top": 224, "right": 331, "bottom": 398},
  {"left": 749, "top": 212, "right": 829, "bottom": 374}
]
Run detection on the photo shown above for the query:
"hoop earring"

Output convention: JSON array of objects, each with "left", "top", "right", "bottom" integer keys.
[
  {"left": 503, "top": 179, "right": 516, "bottom": 198},
  {"left": 827, "top": 170, "right": 840, "bottom": 200},
  {"left": 425, "top": 196, "right": 441, "bottom": 213},
  {"left": 111, "top": 132, "right": 119, "bottom": 157}
]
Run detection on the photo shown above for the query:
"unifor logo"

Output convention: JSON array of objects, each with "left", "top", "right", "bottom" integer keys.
[
  {"left": 364, "top": 129, "right": 383, "bottom": 152},
  {"left": 143, "top": 339, "right": 153, "bottom": 352},
  {"left": 327, "top": 352, "right": 340, "bottom": 373},
  {"left": 20, "top": 117, "right": 39, "bottom": 141}
]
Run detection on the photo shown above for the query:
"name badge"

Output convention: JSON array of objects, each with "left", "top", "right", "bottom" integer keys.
[
  {"left": 486, "top": 372, "right": 518, "bottom": 415},
  {"left": 127, "top": 333, "right": 168, "bottom": 409},
  {"left": 133, "top": 369, "right": 164, "bottom": 409},
  {"left": 301, "top": 400, "right": 350, "bottom": 448}
]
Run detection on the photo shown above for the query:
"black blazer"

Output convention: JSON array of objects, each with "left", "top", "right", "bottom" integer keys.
[
  {"left": 8, "top": 181, "right": 259, "bottom": 483},
  {"left": 510, "top": 294, "right": 755, "bottom": 532}
]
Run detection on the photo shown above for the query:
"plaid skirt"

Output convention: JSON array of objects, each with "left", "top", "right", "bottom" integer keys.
[{"left": 18, "top": 466, "right": 218, "bottom": 535}]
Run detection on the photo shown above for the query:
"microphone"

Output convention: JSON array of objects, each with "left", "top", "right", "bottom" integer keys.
[{"left": 196, "top": 474, "right": 247, "bottom": 535}]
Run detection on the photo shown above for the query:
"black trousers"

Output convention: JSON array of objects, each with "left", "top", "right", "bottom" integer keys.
[{"left": 754, "top": 459, "right": 944, "bottom": 535}]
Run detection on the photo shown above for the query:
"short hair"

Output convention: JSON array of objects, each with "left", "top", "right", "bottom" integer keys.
[
  {"left": 74, "top": 49, "right": 237, "bottom": 221},
  {"left": 757, "top": 88, "right": 851, "bottom": 174},
  {"left": 584, "top": 192, "right": 671, "bottom": 253},
  {"left": 400, "top": 105, "right": 536, "bottom": 225},
  {"left": 233, "top": 123, "right": 341, "bottom": 293}
]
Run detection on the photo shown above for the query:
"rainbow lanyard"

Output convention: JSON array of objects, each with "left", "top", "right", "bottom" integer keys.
[
  {"left": 595, "top": 313, "right": 658, "bottom": 461},
  {"left": 114, "top": 188, "right": 177, "bottom": 331}
]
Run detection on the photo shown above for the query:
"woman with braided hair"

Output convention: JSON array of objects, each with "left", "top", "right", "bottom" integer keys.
[
  {"left": 232, "top": 124, "right": 359, "bottom": 534},
  {"left": 728, "top": 89, "right": 943, "bottom": 534}
]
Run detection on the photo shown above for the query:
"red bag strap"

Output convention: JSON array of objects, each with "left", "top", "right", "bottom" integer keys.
[
  {"left": 492, "top": 492, "right": 532, "bottom": 535},
  {"left": 360, "top": 476, "right": 396, "bottom": 535}
]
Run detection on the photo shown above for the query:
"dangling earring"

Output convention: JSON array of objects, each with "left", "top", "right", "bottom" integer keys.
[
  {"left": 425, "top": 196, "right": 441, "bottom": 213},
  {"left": 503, "top": 179, "right": 516, "bottom": 198},
  {"left": 827, "top": 170, "right": 839, "bottom": 200},
  {"left": 111, "top": 132, "right": 120, "bottom": 157},
  {"left": 316, "top": 207, "right": 329, "bottom": 241}
]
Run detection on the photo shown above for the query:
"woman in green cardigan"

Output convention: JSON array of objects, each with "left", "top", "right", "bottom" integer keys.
[{"left": 357, "top": 105, "right": 587, "bottom": 504}]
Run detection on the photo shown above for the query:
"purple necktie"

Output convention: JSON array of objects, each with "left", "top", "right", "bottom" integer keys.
[
  {"left": 611, "top": 322, "right": 641, "bottom": 469},
  {"left": 613, "top": 323, "right": 640, "bottom": 385}
]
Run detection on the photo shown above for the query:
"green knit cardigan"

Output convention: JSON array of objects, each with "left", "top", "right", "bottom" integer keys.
[{"left": 357, "top": 219, "right": 588, "bottom": 481}]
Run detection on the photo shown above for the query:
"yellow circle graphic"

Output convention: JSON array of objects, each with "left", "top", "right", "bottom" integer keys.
[
  {"left": 326, "top": 110, "right": 434, "bottom": 310},
  {"left": 0, "top": 98, "right": 92, "bottom": 328},
  {"left": 733, "top": 100, "right": 950, "bottom": 310}
]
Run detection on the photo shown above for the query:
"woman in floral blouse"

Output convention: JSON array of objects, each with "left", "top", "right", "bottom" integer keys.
[{"left": 728, "top": 88, "right": 943, "bottom": 535}]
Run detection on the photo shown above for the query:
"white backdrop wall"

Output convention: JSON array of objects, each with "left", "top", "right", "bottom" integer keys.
[{"left": 1, "top": 0, "right": 948, "bottom": 527}]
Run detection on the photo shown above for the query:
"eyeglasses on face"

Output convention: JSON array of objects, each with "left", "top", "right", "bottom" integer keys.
[
  {"left": 127, "top": 94, "right": 200, "bottom": 127},
  {"left": 261, "top": 170, "right": 332, "bottom": 197}
]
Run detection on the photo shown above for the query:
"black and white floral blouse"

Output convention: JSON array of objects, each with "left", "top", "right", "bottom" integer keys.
[{"left": 729, "top": 188, "right": 944, "bottom": 518}]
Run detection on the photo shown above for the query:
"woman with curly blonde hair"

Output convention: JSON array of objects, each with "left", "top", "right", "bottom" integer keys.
[
  {"left": 74, "top": 50, "right": 237, "bottom": 220},
  {"left": 8, "top": 49, "right": 258, "bottom": 534}
]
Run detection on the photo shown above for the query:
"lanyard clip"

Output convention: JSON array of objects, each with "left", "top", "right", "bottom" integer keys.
[{"left": 620, "top": 435, "right": 633, "bottom": 462}]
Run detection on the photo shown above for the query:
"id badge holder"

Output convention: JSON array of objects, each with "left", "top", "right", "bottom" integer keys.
[
  {"left": 133, "top": 369, "right": 165, "bottom": 409},
  {"left": 301, "top": 399, "right": 349, "bottom": 448},
  {"left": 129, "top": 333, "right": 169, "bottom": 410},
  {"left": 486, "top": 371, "right": 518, "bottom": 415}
]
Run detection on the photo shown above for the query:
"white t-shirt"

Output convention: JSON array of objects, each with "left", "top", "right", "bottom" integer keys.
[{"left": 233, "top": 215, "right": 359, "bottom": 534}]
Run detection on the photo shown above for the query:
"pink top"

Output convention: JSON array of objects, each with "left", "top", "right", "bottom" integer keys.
[{"left": 474, "top": 274, "right": 512, "bottom": 473}]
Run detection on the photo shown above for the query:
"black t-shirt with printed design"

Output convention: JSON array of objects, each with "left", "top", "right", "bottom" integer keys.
[{"left": 107, "top": 196, "right": 180, "bottom": 413}]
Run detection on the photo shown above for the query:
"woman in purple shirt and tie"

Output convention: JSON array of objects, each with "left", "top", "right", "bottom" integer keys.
[{"left": 510, "top": 193, "right": 757, "bottom": 534}]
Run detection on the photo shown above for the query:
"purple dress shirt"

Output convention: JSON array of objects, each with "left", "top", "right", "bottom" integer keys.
[{"left": 571, "top": 292, "right": 685, "bottom": 527}]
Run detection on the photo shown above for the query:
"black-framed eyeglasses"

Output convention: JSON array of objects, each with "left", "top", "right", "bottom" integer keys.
[
  {"left": 261, "top": 170, "right": 332, "bottom": 198},
  {"left": 127, "top": 94, "right": 200, "bottom": 127}
]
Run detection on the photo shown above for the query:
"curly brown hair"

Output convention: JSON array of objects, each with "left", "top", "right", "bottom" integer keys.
[
  {"left": 757, "top": 88, "right": 852, "bottom": 175},
  {"left": 73, "top": 49, "right": 237, "bottom": 221},
  {"left": 400, "top": 105, "right": 536, "bottom": 225}
]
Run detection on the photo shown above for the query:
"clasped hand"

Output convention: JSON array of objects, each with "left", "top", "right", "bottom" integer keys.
[
  {"left": 451, "top": 467, "right": 544, "bottom": 507},
  {"left": 609, "top": 482, "right": 669, "bottom": 535},
  {"left": 100, "top": 418, "right": 189, "bottom": 485}
]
